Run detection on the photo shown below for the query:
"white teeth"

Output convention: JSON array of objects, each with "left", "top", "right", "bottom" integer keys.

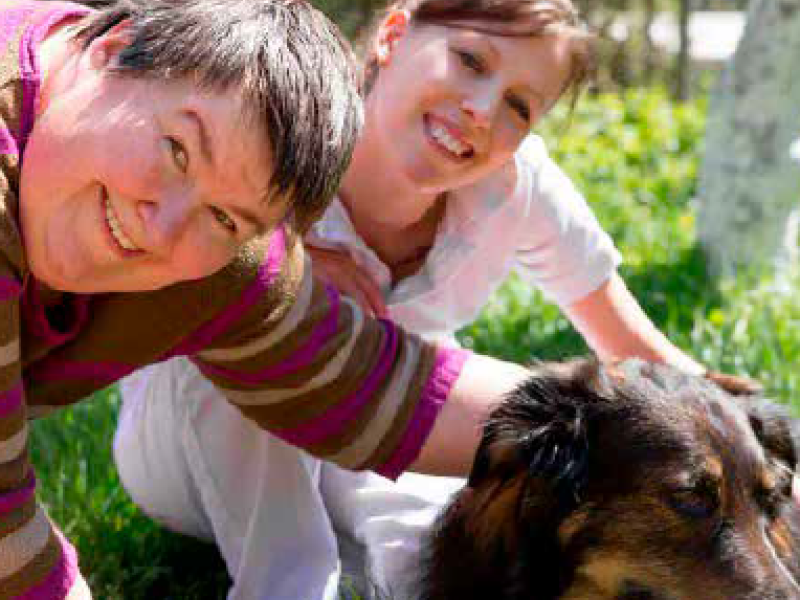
[
  {"left": 104, "top": 198, "right": 139, "bottom": 251},
  {"left": 430, "top": 122, "right": 471, "bottom": 157}
]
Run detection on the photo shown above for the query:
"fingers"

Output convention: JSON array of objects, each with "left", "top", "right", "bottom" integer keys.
[
  {"left": 309, "top": 247, "right": 387, "bottom": 317},
  {"left": 704, "top": 370, "right": 764, "bottom": 396},
  {"left": 353, "top": 268, "right": 387, "bottom": 318}
]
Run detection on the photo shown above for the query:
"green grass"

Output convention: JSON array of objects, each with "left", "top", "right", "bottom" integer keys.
[{"left": 31, "top": 86, "right": 800, "bottom": 598}]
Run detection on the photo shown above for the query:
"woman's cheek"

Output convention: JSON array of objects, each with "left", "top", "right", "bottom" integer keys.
[{"left": 173, "top": 229, "right": 237, "bottom": 282}]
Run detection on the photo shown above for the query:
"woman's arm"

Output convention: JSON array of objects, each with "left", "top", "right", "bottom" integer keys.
[
  {"left": 564, "top": 272, "right": 705, "bottom": 375},
  {"left": 410, "top": 353, "right": 530, "bottom": 476}
]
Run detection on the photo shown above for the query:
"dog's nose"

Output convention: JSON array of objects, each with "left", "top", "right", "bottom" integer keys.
[{"left": 616, "top": 580, "right": 665, "bottom": 600}]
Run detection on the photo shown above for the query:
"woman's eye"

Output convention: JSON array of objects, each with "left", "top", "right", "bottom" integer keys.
[
  {"left": 167, "top": 137, "right": 189, "bottom": 172},
  {"left": 210, "top": 206, "right": 237, "bottom": 234},
  {"left": 507, "top": 95, "right": 531, "bottom": 122},
  {"left": 455, "top": 50, "right": 484, "bottom": 74}
]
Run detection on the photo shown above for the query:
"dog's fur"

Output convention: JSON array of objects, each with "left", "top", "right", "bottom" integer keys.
[{"left": 419, "top": 359, "right": 800, "bottom": 600}]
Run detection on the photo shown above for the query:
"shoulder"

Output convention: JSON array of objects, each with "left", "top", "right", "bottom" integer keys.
[{"left": 515, "top": 133, "right": 549, "bottom": 165}]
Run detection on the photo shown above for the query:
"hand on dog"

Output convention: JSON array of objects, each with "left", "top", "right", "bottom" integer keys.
[
  {"left": 308, "top": 246, "right": 387, "bottom": 318},
  {"left": 704, "top": 370, "right": 764, "bottom": 396}
]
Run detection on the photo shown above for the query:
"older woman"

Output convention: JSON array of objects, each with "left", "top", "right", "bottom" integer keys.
[{"left": 0, "top": 0, "right": 549, "bottom": 597}]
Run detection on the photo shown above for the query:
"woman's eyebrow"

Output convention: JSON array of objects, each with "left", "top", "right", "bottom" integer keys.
[
  {"left": 182, "top": 109, "right": 217, "bottom": 172},
  {"left": 178, "top": 109, "right": 272, "bottom": 234}
]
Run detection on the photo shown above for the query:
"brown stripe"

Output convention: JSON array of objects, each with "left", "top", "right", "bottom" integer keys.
[
  {"left": 199, "top": 253, "right": 313, "bottom": 364},
  {"left": 193, "top": 235, "right": 306, "bottom": 360},
  {"left": 0, "top": 451, "right": 30, "bottom": 492},
  {"left": 360, "top": 341, "right": 438, "bottom": 470},
  {"left": 232, "top": 311, "right": 386, "bottom": 428},
  {"left": 0, "top": 527, "right": 62, "bottom": 598},
  {"left": 301, "top": 330, "right": 433, "bottom": 463},
  {"left": 0, "top": 499, "right": 36, "bottom": 539},
  {"left": 0, "top": 359, "right": 20, "bottom": 392},
  {"left": 207, "top": 295, "right": 358, "bottom": 392},
  {"left": 207, "top": 279, "right": 338, "bottom": 381},
  {"left": 0, "top": 401, "right": 24, "bottom": 440},
  {"left": 218, "top": 299, "right": 365, "bottom": 406}
]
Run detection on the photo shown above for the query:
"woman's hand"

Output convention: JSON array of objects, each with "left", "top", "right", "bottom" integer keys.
[
  {"left": 308, "top": 246, "right": 387, "bottom": 317},
  {"left": 704, "top": 370, "right": 763, "bottom": 396}
]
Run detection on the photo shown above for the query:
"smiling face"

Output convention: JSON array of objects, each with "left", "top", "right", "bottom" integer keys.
[
  {"left": 20, "top": 25, "right": 281, "bottom": 293},
  {"left": 364, "top": 13, "right": 573, "bottom": 196}
]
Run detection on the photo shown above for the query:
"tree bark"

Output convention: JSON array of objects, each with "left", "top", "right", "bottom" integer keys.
[{"left": 697, "top": 0, "right": 800, "bottom": 280}]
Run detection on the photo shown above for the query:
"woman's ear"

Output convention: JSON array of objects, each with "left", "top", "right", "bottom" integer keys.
[
  {"left": 86, "top": 19, "right": 134, "bottom": 70},
  {"left": 375, "top": 9, "right": 411, "bottom": 66}
]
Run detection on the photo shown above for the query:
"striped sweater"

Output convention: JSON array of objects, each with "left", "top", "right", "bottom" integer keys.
[{"left": 0, "top": 1, "right": 470, "bottom": 596}]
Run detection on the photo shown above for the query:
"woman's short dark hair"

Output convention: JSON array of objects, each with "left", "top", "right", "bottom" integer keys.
[{"left": 76, "top": 0, "right": 363, "bottom": 232}]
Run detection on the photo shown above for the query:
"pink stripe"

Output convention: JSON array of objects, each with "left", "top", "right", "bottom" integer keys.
[
  {"left": 0, "top": 277, "right": 22, "bottom": 301},
  {"left": 16, "top": 527, "right": 79, "bottom": 600},
  {"left": 378, "top": 347, "right": 471, "bottom": 480},
  {"left": 272, "top": 319, "right": 399, "bottom": 446},
  {"left": 199, "top": 284, "right": 340, "bottom": 384},
  {"left": 0, "top": 127, "right": 19, "bottom": 156},
  {"left": 0, "top": 381, "right": 23, "bottom": 418},
  {"left": 0, "top": 473, "right": 35, "bottom": 515},
  {"left": 167, "top": 227, "right": 286, "bottom": 358}
]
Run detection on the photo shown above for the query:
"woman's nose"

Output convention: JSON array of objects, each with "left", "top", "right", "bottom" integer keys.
[
  {"left": 136, "top": 193, "right": 193, "bottom": 255},
  {"left": 461, "top": 90, "right": 495, "bottom": 129}
]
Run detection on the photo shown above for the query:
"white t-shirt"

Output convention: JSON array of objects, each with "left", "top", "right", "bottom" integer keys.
[{"left": 306, "top": 135, "right": 621, "bottom": 341}]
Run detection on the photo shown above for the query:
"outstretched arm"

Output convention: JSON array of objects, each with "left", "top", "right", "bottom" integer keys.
[
  {"left": 564, "top": 272, "right": 705, "bottom": 375},
  {"left": 409, "top": 353, "right": 529, "bottom": 476}
]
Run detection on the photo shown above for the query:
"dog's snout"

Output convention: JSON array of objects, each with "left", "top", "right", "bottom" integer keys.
[{"left": 616, "top": 581, "right": 667, "bottom": 600}]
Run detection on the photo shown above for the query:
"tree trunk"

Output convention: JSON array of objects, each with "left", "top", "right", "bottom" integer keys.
[
  {"left": 674, "top": 0, "right": 692, "bottom": 99},
  {"left": 697, "top": 0, "right": 800, "bottom": 281}
]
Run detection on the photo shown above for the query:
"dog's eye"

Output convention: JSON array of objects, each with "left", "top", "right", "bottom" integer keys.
[
  {"left": 756, "top": 465, "right": 793, "bottom": 519},
  {"left": 668, "top": 485, "right": 719, "bottom": 519}
]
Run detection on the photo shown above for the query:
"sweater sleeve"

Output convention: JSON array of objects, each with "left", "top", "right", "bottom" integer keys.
[
  {"left": 0, "top": 253, "right": 80, "bottom": 598},
  {"left": 192, "top": 233, "right": 471, "bottom": 480}
]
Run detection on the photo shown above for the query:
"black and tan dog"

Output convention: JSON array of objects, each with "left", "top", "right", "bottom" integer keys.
[{"left": 419, "top": 359, "right": 800, "bottom": 600}]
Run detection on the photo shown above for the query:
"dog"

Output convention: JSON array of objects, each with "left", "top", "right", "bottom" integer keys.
[{"left": 418, "top": 359, "right": 800, "bottom": 600}]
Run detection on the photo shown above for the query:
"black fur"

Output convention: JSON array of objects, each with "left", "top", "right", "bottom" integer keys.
[{"left": 419, "top": 359, "right": 800, "bottom": 600}]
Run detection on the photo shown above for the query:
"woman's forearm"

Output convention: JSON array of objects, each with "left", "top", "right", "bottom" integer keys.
[
  {"left": 410, "top": 353, "right": 530, "bottom": 477},
  {"left": 564, "top": 272, "right": 705, "bottom": 375}
]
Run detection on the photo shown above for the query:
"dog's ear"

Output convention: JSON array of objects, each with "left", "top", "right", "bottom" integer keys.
[
  {"left": 745, "top": 399, "right": 799, "bottom": 473},
  {"left": 422, "top": 359, "right": 598, "bottom": 600},
  {"left": 470, "top": 358, "right": 598, "bottom": 505}
]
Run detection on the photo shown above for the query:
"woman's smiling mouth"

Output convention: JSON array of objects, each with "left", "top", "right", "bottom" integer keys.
[
  {"left": 103, "top": 192, "right": 141, "bottom": 252},
  {"left": 424, "top": 115, "right": 474, "bottom": 160}
]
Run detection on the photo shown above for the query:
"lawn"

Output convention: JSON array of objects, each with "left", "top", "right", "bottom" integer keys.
[{"left": 30, "top": 87, "right": 800, "bottom": 598}]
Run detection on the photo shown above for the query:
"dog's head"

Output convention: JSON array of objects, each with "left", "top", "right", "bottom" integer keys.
[{"left": 420, "top": 358, "right": 800, "bottom": 600}]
